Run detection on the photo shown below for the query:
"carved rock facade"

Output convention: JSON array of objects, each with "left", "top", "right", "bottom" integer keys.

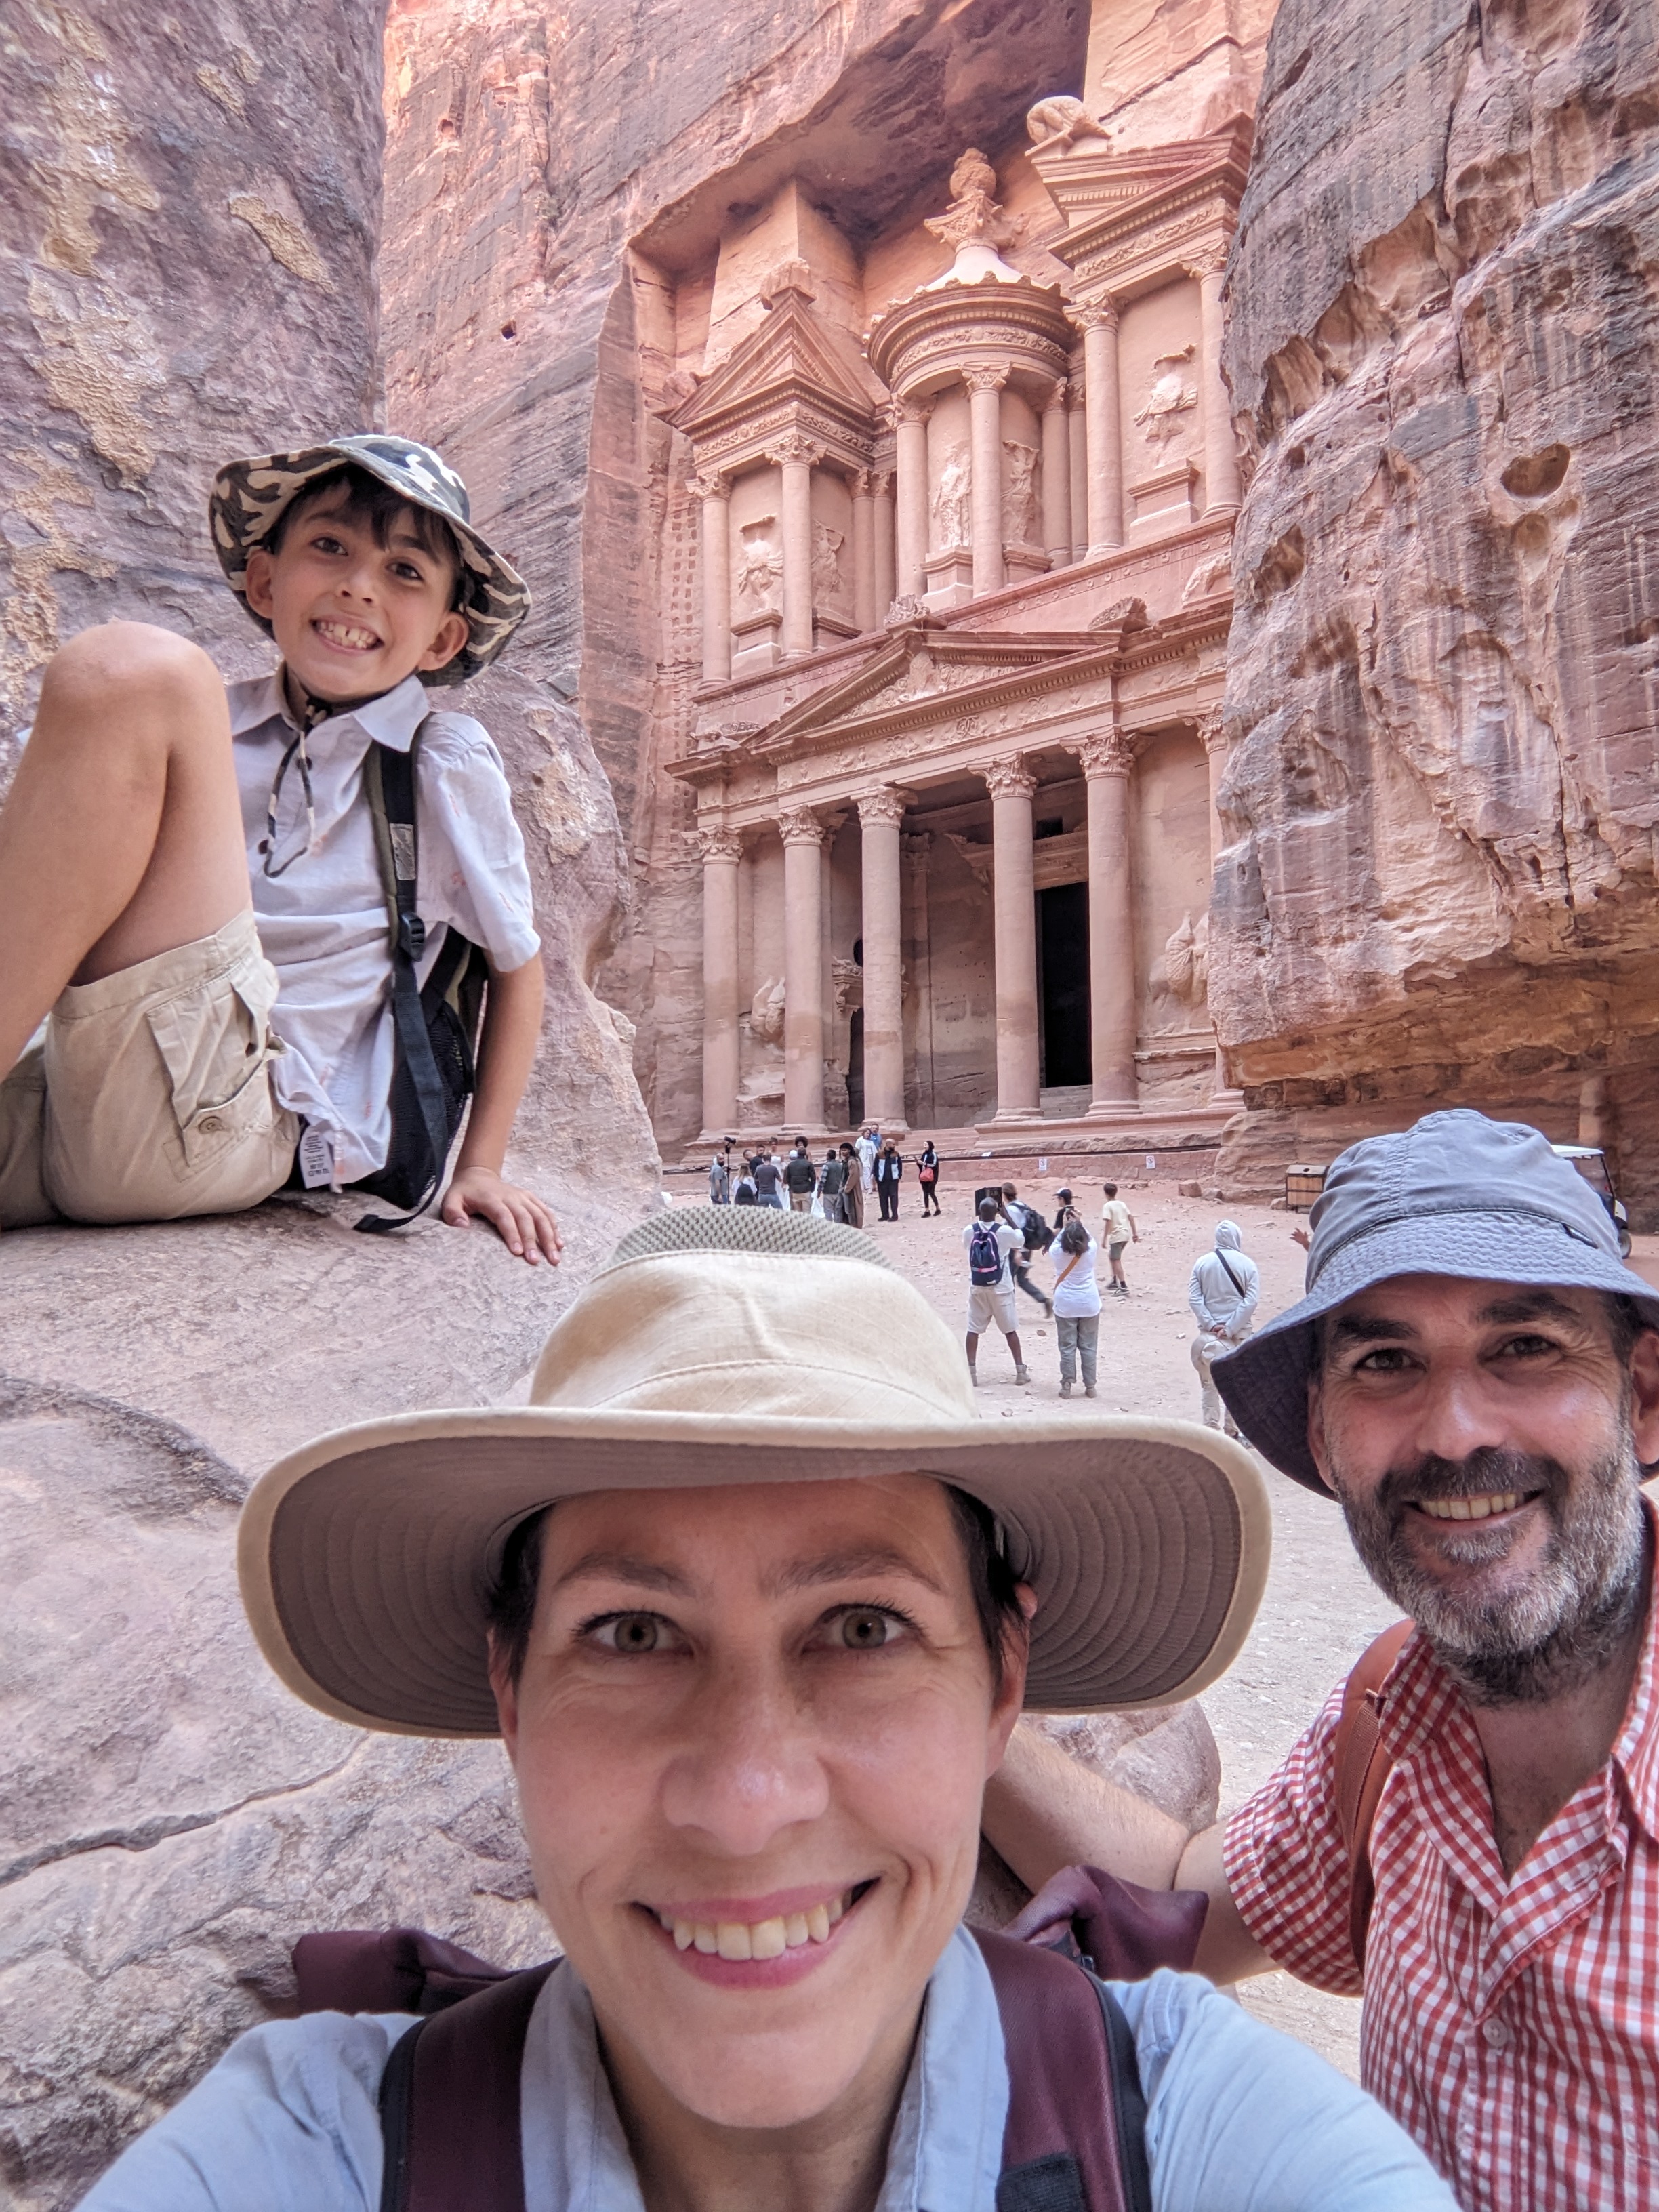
[{"left": 1214, "top": 0, "right": 1659, "bottom": 1214}]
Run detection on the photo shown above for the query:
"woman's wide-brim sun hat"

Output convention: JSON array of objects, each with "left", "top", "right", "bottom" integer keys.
[
  {"left": 239, "top": 1208, "right": 1271, "bottom": 1736},
  {"left": 1215, "top": 1109, "right": 1659, "bottom": 1494},
  {"left": 209, "top": 433, "right": 530, "bottom": 686}
]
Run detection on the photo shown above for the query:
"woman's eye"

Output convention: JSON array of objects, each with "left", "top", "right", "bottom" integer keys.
[
  {"left": 588, "top": 1613, "right": 672, "bottom": 1654},
  {"left": 834, "top": 1607, "right": 907, "bottom": 1650}
]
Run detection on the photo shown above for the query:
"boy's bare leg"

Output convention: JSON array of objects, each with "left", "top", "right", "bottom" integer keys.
[{"left": 0, "top": 623, "right": 250, "bottom": 1079}]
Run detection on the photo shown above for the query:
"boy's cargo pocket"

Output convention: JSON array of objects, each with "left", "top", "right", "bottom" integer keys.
[{"left": 146, "top": 960, "right": 285, "bottom": 1178}]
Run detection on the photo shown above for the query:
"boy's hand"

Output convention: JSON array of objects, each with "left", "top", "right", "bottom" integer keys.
[{"left": 442, "top": 1164, "right": 562, "bottom": 1265}]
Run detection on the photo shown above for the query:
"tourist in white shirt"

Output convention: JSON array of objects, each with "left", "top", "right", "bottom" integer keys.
[{"left": 1050, "top": 1218, "right": 1102, "bottom": 1399}]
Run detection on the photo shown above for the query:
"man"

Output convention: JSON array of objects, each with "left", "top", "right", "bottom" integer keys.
[
  {"left": 708, "top": 1149, "right": 731, "bottom": 1205},
  {"left": 984, "top": 1111, "right": 1659, "bottom": 2211},
  {"left": 84, "top": 1210, "right": 1448, "bottom": 2209},
  {"left": 1187, "top": 1220, "right": 1258, "bottom": 1432},
  {"left": 783, "top": 1137, "right": 819, "bottom": 1214},
  {"left": 752, "top": 1148, "right": 783, "bottom": 1209},
  {"left": 998, "top": 1183, "right": 1053, "bottom": 1318},
  {"left": 817, "top": 1143, "right": 847, "bottom": 1222},
  {"left": 1100, "top": 1184, "right": 1138, "bottom": 1296},
  {"left": 965, "top": 1195, "right": 1032, "bottom": 1387}
]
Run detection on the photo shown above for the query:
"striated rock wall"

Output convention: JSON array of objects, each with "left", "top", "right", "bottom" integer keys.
[
  {"left": 1213, "top": 0, "right": 1659, "bottom": 1214},
  {"left": 0, "top": 0, "right": 384, "bottom": 750}
]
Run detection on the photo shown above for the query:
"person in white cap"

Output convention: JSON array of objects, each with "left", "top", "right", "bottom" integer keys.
[
  {"left": 80, "top": 1210, "right": 1448, "bottom": 2211},
  {"left": 985, "top": 1110, "right": 1659, "bottom": 2212}
]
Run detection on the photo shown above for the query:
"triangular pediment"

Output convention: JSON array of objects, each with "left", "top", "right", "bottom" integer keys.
[
  {"left": 758, "top": 625, "right": 1105, "bottom": 750},
  {"left": 670, "top": 294, "right": 887, "bottom": 441}
]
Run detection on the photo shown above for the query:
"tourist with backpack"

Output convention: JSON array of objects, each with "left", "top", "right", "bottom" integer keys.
[
  {"left": 1187, "top": 1221, "right": 1259, "bottom": 1431},
  {"left": 999, "top": 1183, "right": 1054, "bottom": 1317},
  {"left": 82, "top": 1208, "right": 1450, "bottom": 2210},
  {"left": 964, "top": 1195, "right": 1031, "bottom": 1385},
  {"left": 984, "top": 1113, "right": 1659, "bottom": 2212},
  {"left": 0, "top": 437, "right": 560, "bottom": 1260}
]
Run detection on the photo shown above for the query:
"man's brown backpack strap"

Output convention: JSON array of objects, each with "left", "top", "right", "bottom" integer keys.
[{"left": 1332, "top": 1618, "right": 1414, "bottom": 1973}]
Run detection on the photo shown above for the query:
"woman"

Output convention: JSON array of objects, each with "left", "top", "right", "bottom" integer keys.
[
  {"left": 875, "top": 1139, "right": 903, "bottom": 1221},
  {"left": 917, "top": 1139, "right": 941, "bottom": 1216},
  {"left": 1051, "top": 1215, "right": 1102, "bottom": 1399}
]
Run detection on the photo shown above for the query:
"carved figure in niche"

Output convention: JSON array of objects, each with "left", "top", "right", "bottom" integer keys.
[
  {"left": 931, "top": 450, "right": 971, "bottom": 550},
  {"left": 812, "top": 522, "right": 848, "bottom": 609},
  {"left": 1133, "top": 346, "right": 1199, "bottom": 451},
  {"left": 1025, "top": 94, "right": 1103, "bottom": 150},
  {"left": 1002, "top": 441, "right": 1039, "bottom": 543},
  {"left": 736, "top": 520, "right": 783, "bottom": 611},
  {"left": 832, "top": 957, "right": 863, "bottom": 1018},
  {"left": 1149, "top": 912, "right": 1209, "bottom": 1027},
  {"left": 748, "top": 975, "right": 786, "bottom": 1044}
]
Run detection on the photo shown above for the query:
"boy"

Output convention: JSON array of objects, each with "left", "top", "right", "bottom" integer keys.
[
  {"left": 1101, "top": 1181, "right": 1138, "bottom": 1296},
  {"left": 0, "top": 435, "right": 558, "bottom": 1263}
]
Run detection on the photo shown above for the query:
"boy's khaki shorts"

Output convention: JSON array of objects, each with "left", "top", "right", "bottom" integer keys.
[{"left": 0, "top": 910, "right": 298, "bottom": 1229}]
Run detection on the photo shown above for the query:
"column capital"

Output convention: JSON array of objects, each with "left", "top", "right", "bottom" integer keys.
[
  {"left": 697, "top": 823, "right": 744, "bottom": 863},
  {"left": 778, "top": 806, "right": 828, "bottom": 847},
  {"left": 867, "top": 468, "right": 893, "bottom": 499},
  {"left": 1069, "top": 297, "right": 1119, "bottom": 333},
  {"left": 962, "top": 362, "right": 1010, "bottom": 395},
  {"left": 1183, "top": 243, "right": 1231, "bottom": 281},
  {"left": 1077, "top": 730, "right": 1134, "bottom": 780},
  {"left": 856, "top": 785, "right": 912, "bottom": 828},
  {"left": 901, "top": 829, "right": 933, "bottom": 871},
  {"left": 983, "top": 754, "right": 1037, "bottom": 802},
  {"left": 1196, "top": 706, "right": 1227, "bottom": 756},
  {"left": 766, "top": 432, "right": 824, "bottom": 469},
  {"left": 885, "top": 395, "right": 933, "bottom": 431},
  {"left": 1043, "top": 379, "right": 1069, "bottom": 416},
  {"left": 850, "top": 468, "right": 872, "bottom": 499},
  {"left": 689, "top": 470, "right": 730, "bottom": 502}
]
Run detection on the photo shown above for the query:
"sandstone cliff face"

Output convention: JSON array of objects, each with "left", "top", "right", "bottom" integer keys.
[
  {"left": 0, "top": 0, "right": 384, "bottom": 746},
  {"left": 1213, "top": 0, "right": 1659, "bottom": 1212}
]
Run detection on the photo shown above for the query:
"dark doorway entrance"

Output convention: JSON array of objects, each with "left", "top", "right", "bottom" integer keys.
[
  {"left": 846, "top": 1008, "right": 865, "bottom": 1125},
  {"left": 1037, "top": 882, "right": 1091, "bottom": 1088}
]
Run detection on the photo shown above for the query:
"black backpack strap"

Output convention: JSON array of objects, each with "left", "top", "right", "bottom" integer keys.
[
  {"left": 377, "top": 1961, "right": 558, "bottom": 2212},
  {"left": 356, "top": 733, "right": 453, "bottom": 1235},
  {"left": 977, "top": 1929, "right": 1149, "bottom": 2212},
  {"left": 1214, "top": 1247, "right": 1247, "bottom": 1298}
]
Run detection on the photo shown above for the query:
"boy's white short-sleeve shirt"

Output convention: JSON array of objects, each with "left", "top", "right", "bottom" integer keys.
[{"left": 231, "top": 670, "right": 539, "bottom": 1187}]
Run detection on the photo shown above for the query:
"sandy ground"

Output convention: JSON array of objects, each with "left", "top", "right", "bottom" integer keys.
[{"left": 844, "top": 1179, "right": 1395, "bottom": 2076}]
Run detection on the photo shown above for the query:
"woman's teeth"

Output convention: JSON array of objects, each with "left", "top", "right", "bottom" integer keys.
[
  {"left": 658, "top": 1889, "right": 850, "bottom": 1960},
  {"left": 1418, "top": 1491, "right": 1525, "bottom": 1521}
]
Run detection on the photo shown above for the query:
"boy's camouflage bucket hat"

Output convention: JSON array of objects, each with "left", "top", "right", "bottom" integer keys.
[{"left": 209, "top": 434, "right": 530, "bottom": 686}]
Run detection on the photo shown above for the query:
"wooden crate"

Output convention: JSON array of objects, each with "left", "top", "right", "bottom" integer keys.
[{"left": 1285, "top": 1164, "right": 1328, "bottom": 1213}]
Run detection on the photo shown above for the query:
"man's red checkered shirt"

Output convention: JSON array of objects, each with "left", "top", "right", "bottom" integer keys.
[{"left": 1225, "top": 1525, "right": 1659, "bottom": 2212}]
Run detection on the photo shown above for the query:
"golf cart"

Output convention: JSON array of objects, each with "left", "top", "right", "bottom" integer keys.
[{"left": 1551, "top": 1143, "right": 1633, "bottom": 1256}]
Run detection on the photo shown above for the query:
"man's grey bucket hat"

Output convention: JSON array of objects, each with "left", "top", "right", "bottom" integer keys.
[{"left": 1214, "top": 1109, "right": 1659, "bottom": 1495}]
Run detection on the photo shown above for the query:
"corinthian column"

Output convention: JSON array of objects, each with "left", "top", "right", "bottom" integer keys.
[
  {"left": 1189, "top": 248, "right": 1240, "bottom": 518},
  {"left": 699, "top": 825, "right": 742, "bottom": 1136},
  {"left": 1075, "top": 302, "right": 1124, "bottom": 555},
  {"left": 851, "top": 472, "right": 877, "bottom": 633},
  {"left": 1198, "top": 708, "right": 1242, "bottom": 1103},
  {"left": 769, "top": 434, "right": 820, "bottom": 657},
  {"left": 984, "top": 756, "right": 1039, "bottom": 1120},
  {"left": 870, "top": 470, "right": 895, "bottom": 621},
  {"left": 691, "top": 473, "right": 731, "bottom": 687},
  {"left": 892, "top": 400, "right": 931, "bottom": 602},
  {"left": 964, "top": 365, "right": 1008, "bottom": 597},
  {"left": 1041, "top": 382, "right": 1071, "bottom": 568},
  {"left": 857, "top": 787, "right": 910, "bottom": 1131},
  {"left": 779, "top": 808, "right": 827, "bottom": 1130},
  {"left": 1067, "top": 371, "right": 1088, "bottom": 563},
  {"left": 1079, "top": 731, "right": 1138, "bottom": 1114}
]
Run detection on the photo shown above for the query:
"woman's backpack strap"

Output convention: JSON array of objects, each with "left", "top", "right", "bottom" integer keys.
[
  {"left": 975, "top": 1930, "right": 1148, "bottom": 2212},
  {"left": 378, "top": 1961, "right": 558, "bottom": 2212}
]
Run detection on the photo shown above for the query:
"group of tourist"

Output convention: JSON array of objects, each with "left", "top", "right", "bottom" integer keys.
[{"left": 707, "top": 1129, "right": 943, "bottom": 1222}]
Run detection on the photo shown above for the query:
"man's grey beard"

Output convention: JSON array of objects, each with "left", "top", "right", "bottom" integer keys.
[{"left": 1331, "top": 1435, "right": 1649, "bottom": 1706}]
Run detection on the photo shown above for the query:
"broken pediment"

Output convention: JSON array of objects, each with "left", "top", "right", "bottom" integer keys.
[
  {"left": 754, "top": 623, "right": 1105, "bottom": 751},
  {"left": 1029, "top": 118, "right": 1251, "bottom": 288},
  {"left": 668, "top": 270, "right": 888, "bottom": 458}
]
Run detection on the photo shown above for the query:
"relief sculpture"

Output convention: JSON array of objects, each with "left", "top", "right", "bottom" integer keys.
[
  {"left": 812, "top": 522, "right": 849, "bottom": 609},
  {"left": 1149, "top": 911, "right": 1209, "bottom": 1027},
  {"left": 1002, "top": 440, "right": 1039, "bottom": 543},
  {"left": 736, "top": 519, "right": 783, "bottom": 609},
  {"left": 1132, "top": 347, "right": 1199, "bottom": 452},
  {"left": 930, "top": 450, "right": 971, "bottom": 550}
]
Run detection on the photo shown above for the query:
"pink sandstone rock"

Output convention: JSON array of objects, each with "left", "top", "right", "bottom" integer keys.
[{"left": 1212, "top": 0, "right": 1659, "bottom": 1215}]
